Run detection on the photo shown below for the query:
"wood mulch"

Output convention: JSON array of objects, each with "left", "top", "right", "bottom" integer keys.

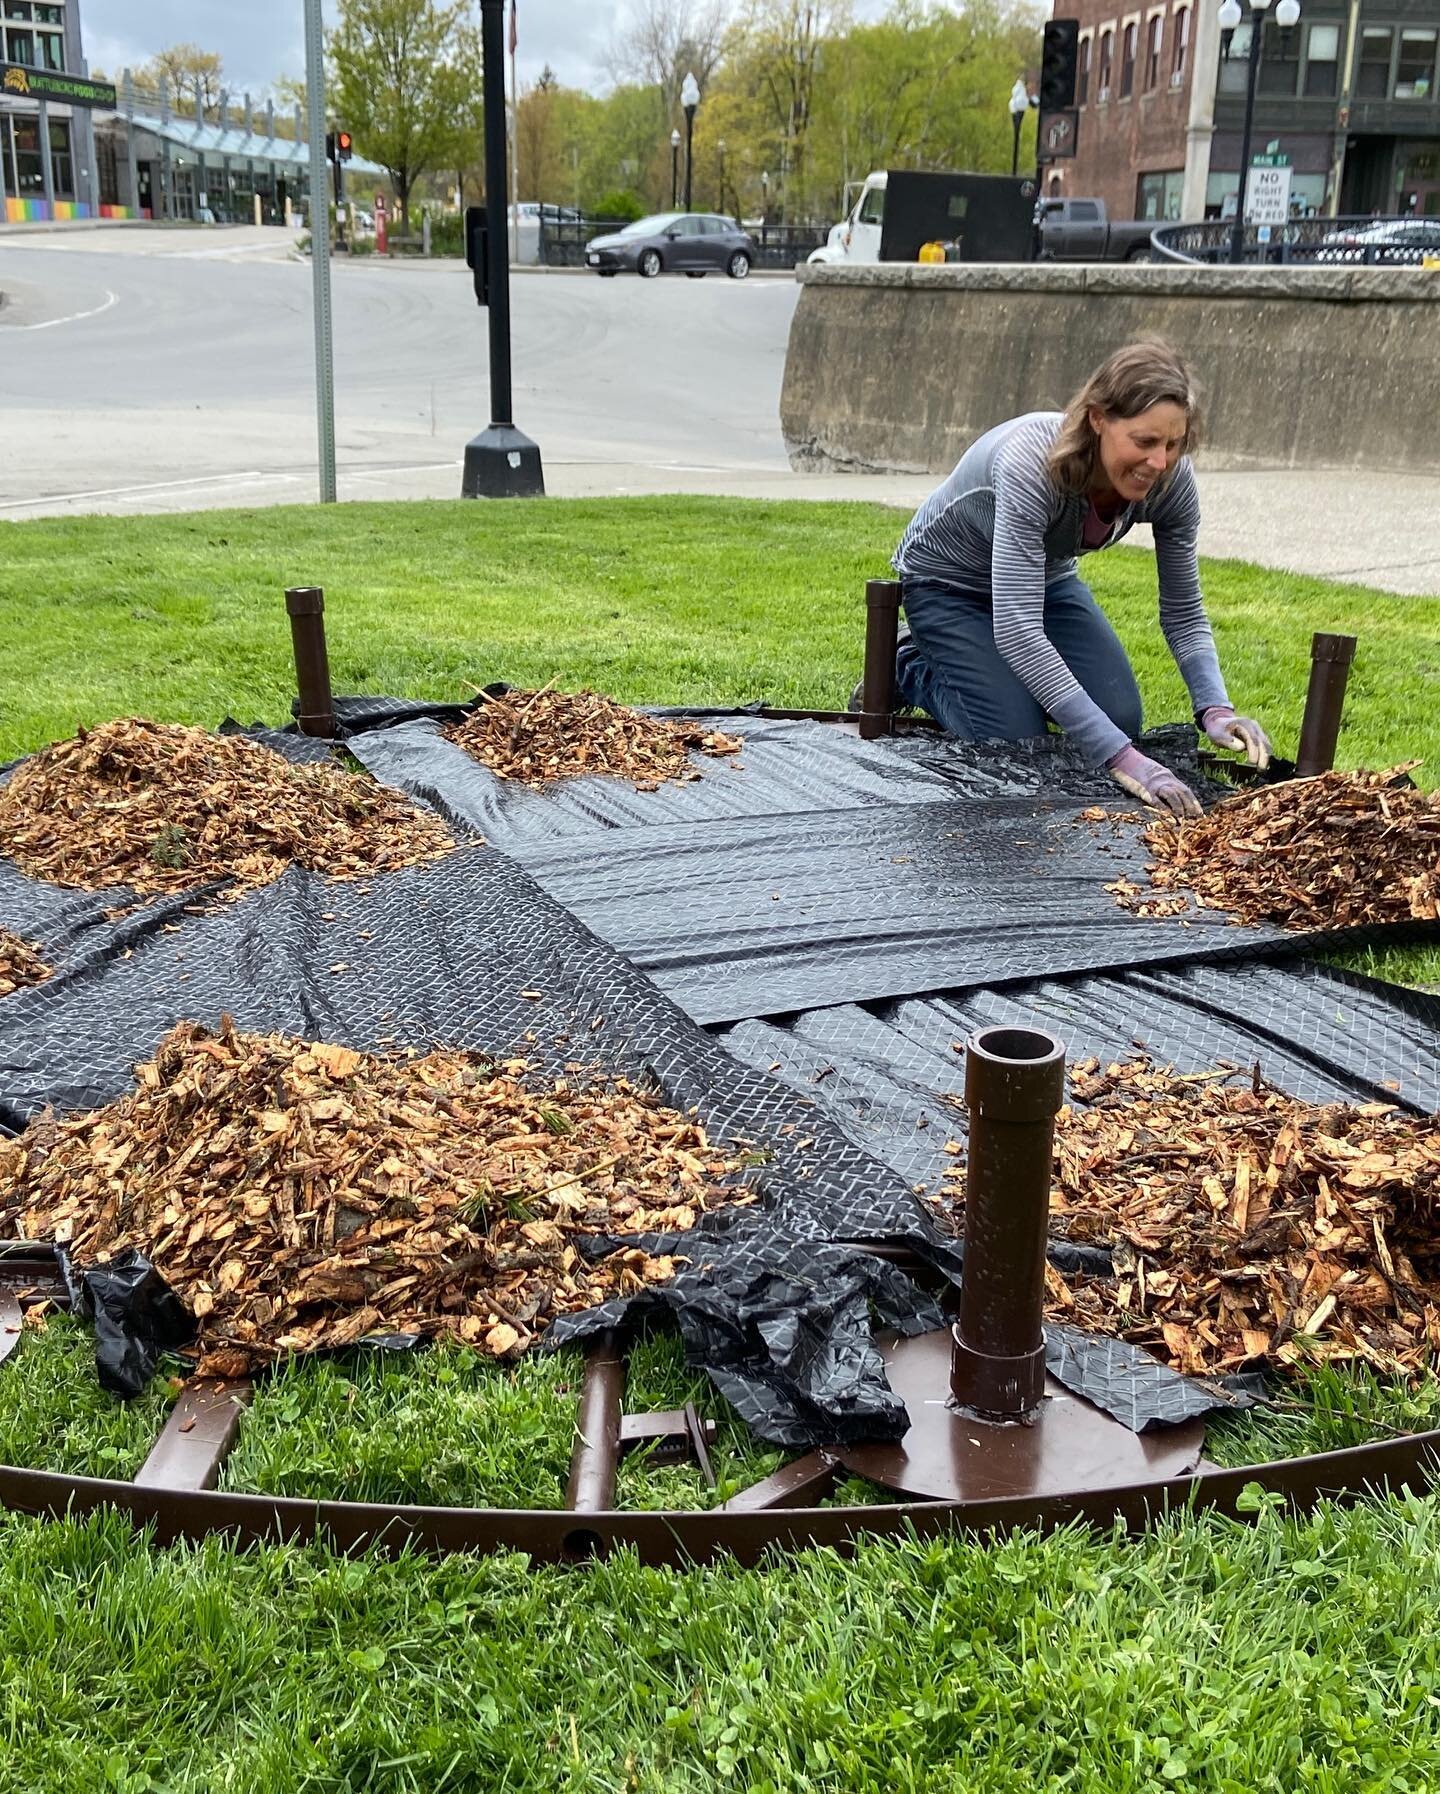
[
  {"left": 1108, "top": 767, "right": 1439, "bottom": 931},
  {"left": 0, "top": 931, "right": 51, "bottom": 998},
  {"left": 444, "top": 687, "right": 743, "bottom": 791},
  {"left": 0, "top": 1019, "right": 753, "bottom": 1378},
  {"left": 0, "top": 718, "right": 457, "bottom": 898}
]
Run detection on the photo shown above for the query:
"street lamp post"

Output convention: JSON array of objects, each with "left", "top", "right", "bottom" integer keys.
[
  {"left": 461, "top": 0, "right": 544, "bottom": 499},
  {"left": 681, "top": 71, "right": 699, "bottom": 213},
  {"left": 717, "top": 139, "right": 726, "bottom": 214},
  {"left": 761, "top": 168, "right": 769, "bottom": 246},
  {"left": 670, "top": 128, "right": 681, "bottom": 208},
  {"left": 1219, "top": 0, "right": 1301, "bottom": 264},
  {"left": 1008, "top": 77, "right": 1029, "bottom": 179}
]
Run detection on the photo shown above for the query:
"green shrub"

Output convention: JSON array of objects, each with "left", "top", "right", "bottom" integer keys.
[{"left": 591, "top": 187, "right": 645, "bottom": 222}]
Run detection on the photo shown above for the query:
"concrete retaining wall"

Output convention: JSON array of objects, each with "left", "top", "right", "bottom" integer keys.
[{"left": 780, "top": 262, "right": 1440, "bottom": 476}]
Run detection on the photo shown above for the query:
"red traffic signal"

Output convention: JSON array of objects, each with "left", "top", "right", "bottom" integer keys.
[{"left": 326, "top": 129, "right": 354, "bottom": 163}]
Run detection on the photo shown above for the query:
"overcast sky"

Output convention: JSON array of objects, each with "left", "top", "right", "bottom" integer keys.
[{"left": 82, "top": 0, "right": 889, "bottom": 98}]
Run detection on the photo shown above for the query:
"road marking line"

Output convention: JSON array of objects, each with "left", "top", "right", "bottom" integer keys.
[
  {"left": 0, "top": 469, "right": 293, "bottom": 510},
  {"left": 6, "top": 288, "right": 119, "bottom": 330}
]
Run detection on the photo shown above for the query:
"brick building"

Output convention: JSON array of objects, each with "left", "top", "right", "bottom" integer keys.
[{"left": 1047, "top": 0, "right": 1439, "bottom": 221}]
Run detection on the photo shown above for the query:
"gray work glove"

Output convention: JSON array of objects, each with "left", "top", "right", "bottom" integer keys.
[
  {"left": 1106, "top": 744, "right": 1203, "bottom": 819},
  {"left": 1199, "top": 705, "right": 1272, "bottom": 769}
]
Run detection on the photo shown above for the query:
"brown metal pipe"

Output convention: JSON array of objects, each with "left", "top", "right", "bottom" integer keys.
[
  {"left": 284, "top": 585, "right": 337, "bottom": 739},
  {"left": 1294, "top": 631, "right": 1357, "bottom": 778},
  {"left": 858, "top": 578, "right": 902, "bottom": 740},
  {"left": 565, "top": 1335, "right": 625, "bottom": 1515},
  {"left": 950, "top": 1025, "right": 1067, "bottom": 1422}
]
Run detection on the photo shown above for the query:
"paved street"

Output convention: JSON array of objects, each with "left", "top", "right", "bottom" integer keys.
[{"left": 1, "top": 222, "right": 1437, "bottom": 596}]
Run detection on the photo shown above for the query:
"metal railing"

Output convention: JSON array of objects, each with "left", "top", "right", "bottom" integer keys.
[
  {"left": 1150, "top": 214, "right": 1440, "bottom": 266},
  {"left": 538, "top": 215, "right": 829, "bottom": 271}
]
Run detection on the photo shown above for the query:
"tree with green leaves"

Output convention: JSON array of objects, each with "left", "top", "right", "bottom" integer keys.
[
  {"left": 139, "top": 44, "right": 225, "bottom": 114},
  {"left": 329, "top": 0, "right": 477, "bottom": 222}
]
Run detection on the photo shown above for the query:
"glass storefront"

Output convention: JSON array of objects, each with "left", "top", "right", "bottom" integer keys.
[{"left": 2, "top": 110, "right": 74, "bottom": 199}]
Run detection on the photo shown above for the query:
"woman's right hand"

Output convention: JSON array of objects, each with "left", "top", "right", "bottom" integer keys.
[{"left": 1105, "top": 745, "right": 1203, "bottom": 819}]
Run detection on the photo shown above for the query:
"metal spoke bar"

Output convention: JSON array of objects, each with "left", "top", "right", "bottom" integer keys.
[{"left": 134, "top": 1380, "right": 253, "bottom": 1491}]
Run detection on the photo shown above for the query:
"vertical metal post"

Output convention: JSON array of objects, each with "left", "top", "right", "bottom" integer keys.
[
  {"left": 950, "top": 1026, "right": 1067, "bottom": 1422},
  {"left": 565, "top": 1335, "right": 624, "bottom": 1512},
  {"left": 303, "top": 0, "right": 337, "bottom": 504},
  {"left": 1294, "top": 632, "right": 1357, "bottom": 777},
  {"left": 1227, "top": 15, "right": 1264, "bottom": 264},
  {"left": 858, "top": 578, "right": 902, "bottom": 740},
  {"left": 285, "top": 587, "right": 337, "bottom": 738},
  {"left": 123, "top": 70, "right": 140, "bottom": 219}
]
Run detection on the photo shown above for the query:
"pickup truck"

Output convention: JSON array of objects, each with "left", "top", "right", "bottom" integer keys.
[{"left": 1036, "top": 197, "right": 1158, "bottom": 262}]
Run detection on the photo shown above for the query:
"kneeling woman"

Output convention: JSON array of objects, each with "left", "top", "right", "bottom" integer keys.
[{"left": 891, "top": 339, "right": 1269, "bottom": 817}]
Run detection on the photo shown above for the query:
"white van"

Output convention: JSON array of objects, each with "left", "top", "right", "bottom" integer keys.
[{"left": 807, "top": 172, "right": 886, "bottom": 265}]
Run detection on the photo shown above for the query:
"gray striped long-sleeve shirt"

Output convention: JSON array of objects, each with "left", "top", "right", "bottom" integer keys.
[{"left": 892, "top": 412, "right": 1229, "bottom": 764}]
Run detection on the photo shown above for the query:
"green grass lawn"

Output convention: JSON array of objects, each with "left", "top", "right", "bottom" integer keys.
[{"left": 2, "top": 497, "right": 1440, "bottom": 1793}]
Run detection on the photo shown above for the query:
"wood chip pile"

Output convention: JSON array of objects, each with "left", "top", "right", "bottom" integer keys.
[
  {"left": 0, "top": 1020, "right": 752, "bottom": 1377},
  {"left": 1110, "top": 767, "right": 1439, "bottom": 930},
  {"left": 444, "top": 687, "right": 743, "bottom": 791},
  {"left": 0, "top": 931, "right": 51, "bottom": 998},
  {"left": 0, "top": 719, "right": 457, "bottom": 898},
  {"left": 942, "top": 1059, "right": 1440, "bottom": 1380}
]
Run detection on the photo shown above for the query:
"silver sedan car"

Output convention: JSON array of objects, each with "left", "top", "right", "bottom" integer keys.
[{"left": 585, "top": 212, "right": 757, "bottom": 279}]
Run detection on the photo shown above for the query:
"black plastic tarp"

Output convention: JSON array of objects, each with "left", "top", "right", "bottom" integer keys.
[{"left": 346, "top": 711, "right": 1437, "bottom": 1027}]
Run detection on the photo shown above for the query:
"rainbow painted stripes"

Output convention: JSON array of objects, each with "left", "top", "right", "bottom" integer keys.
[{"left": 3, "top": 199, "right": 143, "bottom": 222}]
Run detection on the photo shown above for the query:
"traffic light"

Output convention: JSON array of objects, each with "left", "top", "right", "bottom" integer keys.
[
  {"left": 325, "top": 129, "right": 354, "bottom": 163},
  {"left": 1039, "top": 19, "right": 1080, "bottom": 111}
]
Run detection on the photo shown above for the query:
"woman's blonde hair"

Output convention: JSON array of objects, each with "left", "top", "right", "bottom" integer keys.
[{"left": 1048, "top": 339, "right": 1201, "bottom": 495}]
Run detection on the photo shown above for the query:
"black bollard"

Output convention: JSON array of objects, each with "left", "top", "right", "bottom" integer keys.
[
  {"left": 284, "top": 586, "right": 337, "bottom": 739},
  {"left": 950, "top": 1025, "right": 1067, "bottom": 1422}
]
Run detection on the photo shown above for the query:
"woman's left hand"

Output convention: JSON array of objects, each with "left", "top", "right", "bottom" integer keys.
[{"left": 1200, "top": 706, "right": 1272, "bottom": 769}]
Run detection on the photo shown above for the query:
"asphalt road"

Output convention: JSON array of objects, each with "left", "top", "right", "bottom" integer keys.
[
  {"left": 0, "top": 225, "right": 810, "bottom": 517},
  {"left": 1, "top": 224, "right": 1436, "bottom": 594}
]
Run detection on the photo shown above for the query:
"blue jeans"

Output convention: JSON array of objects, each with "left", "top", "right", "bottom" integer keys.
[{"left": 895, "top": 574, "right": 1143, "bottom": 743}]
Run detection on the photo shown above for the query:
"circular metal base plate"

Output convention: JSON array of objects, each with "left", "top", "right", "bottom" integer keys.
[{"left": 833, "top": 1329, "right": 1209, "bottom": 1502}]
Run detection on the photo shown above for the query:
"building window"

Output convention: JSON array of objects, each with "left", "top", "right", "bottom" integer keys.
[
  {"left": 1078, "top": 36, "right": 1091, "bottom": 105},
  {"left": 1356, "top": 28, "right": 1392, "bottom": 99},
  {"left": 1304, "top": 22, "right": 1339, "bottom": 97},
  {"left": 1396, "top": 29, "right": 1436, "bottom": 100},
  {"left": 3, "top": 0, "right": 33, "bottom": 16},
  {"left": 11, "top": 113, "right": 43, "bottom": 192},
  {"left": 1120, "top": 21, "right": 1138, "bottom": 96},
  {"left": 1099, "top": 28, "right": 1114, "bottom": 98},
  {"left": 1257, "top": 16, "right": 1301, "bottom": 95},
  {"left": 35, "top": 27, "right": 63, "bottom": 69},
  {"left": 1172, "top": 6, "right": 1190, "bottom": 84},
  {"left": 5, "top": 25, "right": 34, "bottom": 62},
  {"left": 1147, "top": 14, "right": 1164, "bottom": 88},
  {"left": 1137, "top": 169, "right": 1185, "bottom": 219},
  {"left": 34, "top": 1, "right": 62, "bottom": 18},
  {"left": 1218, "top": 19, "right": 1251, "bottom": 92}
]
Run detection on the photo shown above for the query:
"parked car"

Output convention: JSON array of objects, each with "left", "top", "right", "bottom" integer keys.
[
  {"left": 1036, "top": 197, "right": 1159, "bottom": 262},
  {"left": 584, "top": 212, "right": 756, "bottom": 278},
  {"left": 1315, "top": 218, "right": 1440, "bottom": 264}
]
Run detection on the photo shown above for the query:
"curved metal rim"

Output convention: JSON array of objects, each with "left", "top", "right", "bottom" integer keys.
[{"left": 4, "top": 1423, "right": 1439, "bottom": 1566}]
